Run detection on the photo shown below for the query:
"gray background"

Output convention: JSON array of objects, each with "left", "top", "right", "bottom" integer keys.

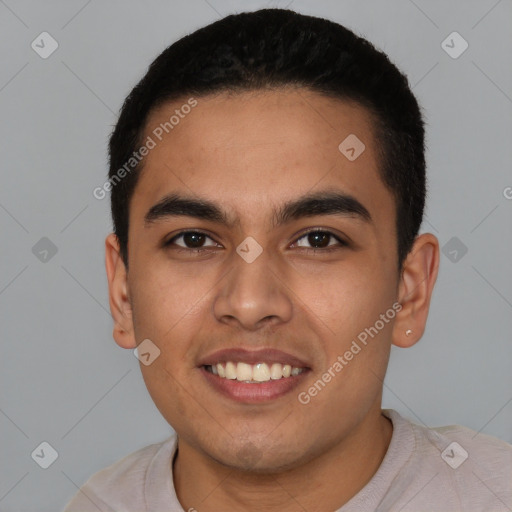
[{"left": 1, "top": 0, "right": 511, "bottom": 510}]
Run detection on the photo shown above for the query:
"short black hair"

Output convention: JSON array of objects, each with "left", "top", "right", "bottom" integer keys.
[{"left": 108, "top": 8, "right": 426, "bottom": 271}]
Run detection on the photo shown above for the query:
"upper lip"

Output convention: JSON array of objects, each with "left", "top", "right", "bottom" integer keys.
[{"left": 198, "top": 348, "right": 311, "bottom": 369}]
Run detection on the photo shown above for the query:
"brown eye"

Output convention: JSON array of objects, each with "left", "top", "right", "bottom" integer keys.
[
  {"left": 181, "top": 232, "right": 206, "bottom": 248},
  {"left": 294, "top": 230, "right": 347, "bottom": 250},
  {"left": 307, "top": 231, "right": 330, "bottom": 248},
  {"left": 165, "top": 231, "right": 219, "bottom": 250}
]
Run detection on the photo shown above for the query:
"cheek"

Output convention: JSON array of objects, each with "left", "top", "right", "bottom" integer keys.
[
  {"left": 298, "top": 262, "right": 396, "bottom": 381},
  {"left": 297, "top": 260, "right": 391, "bottom": 328},
  {"left": 139, "top": 356, "right": 194, "bottom": 436},
  {"left": 131, "top": 265, "right": 208, "bottom": 416},
  {"left": 129, "top": 260, "right": 212, "bottom": 337}
]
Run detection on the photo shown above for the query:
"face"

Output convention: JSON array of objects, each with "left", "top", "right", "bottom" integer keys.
[{"left": 116, "top": 89, "right": 403, "bottom": 471}]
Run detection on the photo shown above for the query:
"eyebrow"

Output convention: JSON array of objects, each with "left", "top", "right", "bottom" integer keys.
[{"left": 144, "top": 190, "right": 372, "bottom": 228}]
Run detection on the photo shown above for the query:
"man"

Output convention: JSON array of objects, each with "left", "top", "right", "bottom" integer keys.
[{"left": 64, "top": 8, "right": 512, "bottom": 512}]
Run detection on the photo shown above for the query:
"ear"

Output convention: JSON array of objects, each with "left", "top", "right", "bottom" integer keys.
[
  {"left": 392, "top": 233, "right": 440, "bottom": 348},
  {"left": 105, "top": 233, "right": 136, "bottom": 349}
]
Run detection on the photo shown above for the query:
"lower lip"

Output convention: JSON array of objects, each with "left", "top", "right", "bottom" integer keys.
[{"left": 199, "top": 366, "right": 310, "bottom": 403}]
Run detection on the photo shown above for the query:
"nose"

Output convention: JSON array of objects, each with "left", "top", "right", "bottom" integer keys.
[{"left": 212, "top": 246, "right": 293, "bottom": 331}]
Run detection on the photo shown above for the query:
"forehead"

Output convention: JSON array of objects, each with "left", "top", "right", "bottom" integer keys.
[{"left": 131, "top": 89, "right": 394, "bottom": 230}]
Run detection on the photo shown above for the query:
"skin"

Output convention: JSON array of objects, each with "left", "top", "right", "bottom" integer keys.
[{"left": 105, "top": 88, "right": 439, "bottom": 511}]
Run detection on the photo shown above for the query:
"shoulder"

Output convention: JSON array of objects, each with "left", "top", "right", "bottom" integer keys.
[
  {"left": 62, "top": 434, "right": 177, "bottom": 512},
  {"left": 386, "top": 410, "right": 512, "bottom": 511},
  {"left": 428, "top": 421, "right": 512, "bottom": 483},
  {"left": 414, "top": 417, "right": 512, "bottom": 473}
]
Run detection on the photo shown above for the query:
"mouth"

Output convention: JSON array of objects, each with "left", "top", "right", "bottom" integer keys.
[
  {"left": 205, "top": 361, "right": 305, "bottom": 382},
  {"left": 198, "top": 348, "right": 311, "bottom": 403}
]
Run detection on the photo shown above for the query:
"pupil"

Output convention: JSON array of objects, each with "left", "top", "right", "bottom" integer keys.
[
  {"left": 309, "top": 232, "right": 329, "bottom": 248},
  {"left": 181, "top": 232, "right": 331, "bottom": 249},
  {"left": 184, "top": 233, "right": 204, "bottom": 248}
]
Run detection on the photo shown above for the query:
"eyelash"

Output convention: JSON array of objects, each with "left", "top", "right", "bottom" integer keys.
[{"left": 163, "top": 229, "right": 348, "bottom": 254}]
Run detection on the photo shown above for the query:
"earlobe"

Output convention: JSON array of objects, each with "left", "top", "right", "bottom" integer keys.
[
  {"left": 392, "top": 233, "right": 440, "bottom": 348},
  {"left": 105, "top": 233, "right": 137, "bottom": 349}
]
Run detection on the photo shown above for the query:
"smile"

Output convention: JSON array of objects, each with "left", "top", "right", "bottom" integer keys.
[
  {"left": 205, "top": 362, "right": 305, "bottom": 383},
  {"left": 198, "top": 347, "right": 311, "bottom": 403}
]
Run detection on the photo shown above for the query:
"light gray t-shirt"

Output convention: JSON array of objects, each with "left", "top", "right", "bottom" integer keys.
[{"left": 62, "top": 409, "right": 512, "bottom": 511}]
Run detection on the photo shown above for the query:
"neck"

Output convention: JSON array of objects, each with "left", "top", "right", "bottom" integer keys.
[{"left": 173, "top": 406, "right": 393, "bottom": 512}]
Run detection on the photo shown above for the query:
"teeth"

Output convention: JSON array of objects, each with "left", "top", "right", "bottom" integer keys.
[
  {"left": 216, "top": 363, "right": 225, "bottom": 378},
  {"left": 270, "top": 363, "right": 282, "bottom": 379},
  {"left": 225, "top": 361, "right": 237, "bottom": 379},
  {"left": 253, "top": 363, "right": 271, "bottom": 382},
  {"left": 207, "top": 362, "right": 305, "bottom": 382},
  {"left": 237, "top": 362, "right": 253, "bottom": 381}
]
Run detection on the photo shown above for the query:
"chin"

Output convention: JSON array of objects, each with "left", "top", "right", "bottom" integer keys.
[{"left": 208, "top": 439, "right": 310, "bottom": 475}]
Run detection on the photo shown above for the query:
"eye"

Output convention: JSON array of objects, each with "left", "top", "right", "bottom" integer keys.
[
  {"left": 164, "top": 231, "right": 220, "bottom": 252},
  {"left": 164, "top": 229, "right": 348, "bottom": 254},
  {"left": 292, "top": 229, "right": 348, "bottom": 251}
]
